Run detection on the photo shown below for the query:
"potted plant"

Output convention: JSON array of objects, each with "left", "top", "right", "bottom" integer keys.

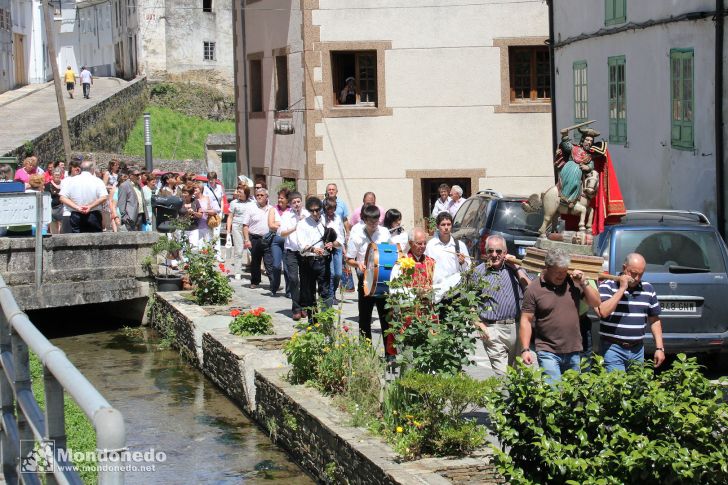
[{"left": 150, "top": 235, "right": 184, "bottom": 291}]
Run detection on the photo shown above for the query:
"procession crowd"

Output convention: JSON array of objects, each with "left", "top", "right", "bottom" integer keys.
[
  {"left": 2, "top": 155, "right": 665, "bottom": 382},
  {"left": 220, "top": 180, "right": 665, "bottom": 383}
]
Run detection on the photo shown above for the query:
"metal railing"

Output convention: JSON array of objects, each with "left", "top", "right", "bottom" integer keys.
[{"left": 0, "top": 273, "right": 125, "bottom": 484}]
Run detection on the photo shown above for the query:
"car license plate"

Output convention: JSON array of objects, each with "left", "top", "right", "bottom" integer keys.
[
  {"left": 661, "top": 301, "right": 696, "bottom": 312},
  {"left": 518, "top": 247, "right": 527, "bottom": 256}
]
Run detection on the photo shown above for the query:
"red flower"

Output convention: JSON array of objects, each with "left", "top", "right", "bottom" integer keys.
[
  {"left": 230, "top": 309, "right": 241, "bottom": 317},
  {"left": 219, "top": 263, "right": 226, "bottom": 272},
  {"left": 343, "top": 325, "right": 350, "bottom": 332}
]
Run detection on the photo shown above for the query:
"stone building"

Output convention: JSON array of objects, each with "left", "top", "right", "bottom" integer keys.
[
  {"left": 550, "top": 0, "right": 728, "bottom": 234},
  {"left": 138, "top": 0, "right": 234, "bottom": 86},
  {"left": 1, "top": 0, "right": 137, "bottom": 95},
  {"left": 233, "top": 0, "right": 554, "bottom": 227}
]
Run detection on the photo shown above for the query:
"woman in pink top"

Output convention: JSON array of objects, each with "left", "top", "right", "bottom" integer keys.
[{"left": 14, "top": 156, "right": 43, "bottom": 188}]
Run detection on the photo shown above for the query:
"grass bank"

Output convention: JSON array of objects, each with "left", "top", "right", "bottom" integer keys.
[
  {"left": 123, "top": 106, "right": 235, "bottom": 160},
  {"left": 30, "top": 352, "right": 97, "bottom": 484}
]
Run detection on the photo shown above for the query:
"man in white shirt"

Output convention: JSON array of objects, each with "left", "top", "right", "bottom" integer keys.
[
  {"left": 80, "top": 66, "right": 93, "bottom": 99},
  {"left": 296, "top": 197, "right": 335, "bottom": 317},
  {"left": 431, "top": 183, "right": 451, "bottom": 218},
  {"left": 243, "top": 188, "right": 273, "bottom": 289},
  {"left": 59, "top": 160, "right": 108, "bottom": 233},
  {"left": 278, "top": 192, "right": 308, "bottom": 320},
  {"left": 203, "top": 171, "right": 225, "bottom": 260},
  {"left": 323, "top": 196, "right": 346, "bottom": 303},
  {"left": 346, "top": 205, "right": 391, "bottom": 342},
  {"left": 447, "top": 185, "right": 467, "bottom": 217},
  {"left": 425, "top": 211, "right": 470, "bottom": 291}
]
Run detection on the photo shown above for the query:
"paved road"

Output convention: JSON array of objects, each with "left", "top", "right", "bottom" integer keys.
[
  {"left": 0, "top": 77, "right": 136, "bottom": 157},
  {"left": 228, "top": 266, "right": 498, "bottom": 381}
]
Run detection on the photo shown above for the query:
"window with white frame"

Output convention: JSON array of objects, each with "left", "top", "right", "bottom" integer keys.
[{"left": 203, "top": 41, "right": 216, "bottom": 61}]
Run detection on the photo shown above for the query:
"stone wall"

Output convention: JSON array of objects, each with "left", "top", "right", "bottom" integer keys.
[
  {"left": 0, "top": 231, "right": 158, "bottom": 310},
  {"left": 5, "top": 77, "right": 148, "bottom": 162},
  {"left": 149, "top": 292, "right": 503, "bottom": 484}
]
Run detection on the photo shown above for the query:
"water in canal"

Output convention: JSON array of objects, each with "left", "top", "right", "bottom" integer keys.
[{"left": 48, "top": 325, "right": 313, "bottom": 484}]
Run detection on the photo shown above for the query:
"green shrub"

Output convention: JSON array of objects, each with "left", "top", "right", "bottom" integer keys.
[
  {"left": 284, "top": 328, "right": 326, "bottom": 385},
  {"left": 488, "top": 355, "right": 728, "bottom": 485},
  {"left": 228, "top": 307, "right": 274, "bottom": 337},
  {"left": 387, "top": 266, "right": 490, "bottom": 374},
  {"left": 186, "top": 242, "right": 233, "bottom": 305},
  {"left": 382, "top": 371, "right": 496, "bottom": 459}
]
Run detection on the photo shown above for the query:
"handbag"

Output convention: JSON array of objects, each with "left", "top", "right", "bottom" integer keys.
[
  {"left": 262, "top": 230, "right": 276, "bottom": 247},
  {"left": 207, "top": 214, "right": 221, "bottom": 228}
]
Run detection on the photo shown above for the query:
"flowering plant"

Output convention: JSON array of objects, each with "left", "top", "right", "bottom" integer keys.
[
  {"left": 228, "top": 307, "right": 274, "bottom": 337},
  {"left": 187, "top": 241, "right": 233, "bottom": 305}
]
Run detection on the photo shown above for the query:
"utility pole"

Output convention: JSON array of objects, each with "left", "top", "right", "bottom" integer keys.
[{"left": 42, "top": 0, "right": 72, "bottom": 162}]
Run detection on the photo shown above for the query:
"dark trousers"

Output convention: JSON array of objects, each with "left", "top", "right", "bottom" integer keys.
[
  {"left": 61, "top": 215, "right": 72, "bottom": 234},
  {"left": 285, "top": 250, "right": 302, "bottom": 314},
  {"left": 123, "top": 214, "right": 144, "bottom": 231},
  {"left": 249, "top": 235, "right": 274, "bottom": 286},
  {"left": 357, "top": 276, "right": 389, "bottom": 341},
  {"left": 82, "top": 82, "right": 91, "bottom": 98},
  {"left": 70, "top": 211, "right": 103, "bottom": 233},
  {"left": 300, "top": 256, "right": 331, "bottom": 313}
]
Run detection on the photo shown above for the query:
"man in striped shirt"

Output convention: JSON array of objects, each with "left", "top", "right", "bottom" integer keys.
[
  {"left": 473, "top": 235, "right": 531, "bottom": 375},
  {"left": 598, "top": 252, "right": 665, "bottom": 371}
]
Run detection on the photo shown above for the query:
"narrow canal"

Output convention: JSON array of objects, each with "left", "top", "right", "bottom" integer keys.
[{"left": 31, "top": 312, "right": 313, "bottom": 484}]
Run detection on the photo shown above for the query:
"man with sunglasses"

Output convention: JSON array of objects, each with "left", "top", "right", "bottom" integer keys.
[{"left": 473, "top": 235, "right": 531, "bottom": 375}]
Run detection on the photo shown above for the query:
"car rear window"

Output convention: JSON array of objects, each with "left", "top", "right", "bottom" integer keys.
[
  {"left": 615, "top": 229, "right": 727, "bottom": 273},
  {"left": 491, "top": 201, "right": 543, "bottom": 235},
  {"left": 453, "top": 198, "right": 487, "bottom": 231}
]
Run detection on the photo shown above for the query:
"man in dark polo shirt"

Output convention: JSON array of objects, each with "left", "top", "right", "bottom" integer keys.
[
  {"left": 519, "top": 248, "right": 601, "bottom": 383},
  {"left": 597, "top": 252, "right": 664, "bottom": 371},
  {"left": 473, "top": 235, "right": 531, "bottom": 375}
]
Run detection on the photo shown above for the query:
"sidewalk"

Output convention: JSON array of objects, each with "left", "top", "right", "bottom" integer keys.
[
  {"left": 228, "top": 266, "right": 497, "bottom": 381},
  {"left": 0, "top": 77, "right": 135, "bottom": 157}
]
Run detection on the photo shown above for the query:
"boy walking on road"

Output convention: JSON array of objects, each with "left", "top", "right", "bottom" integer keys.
[
  {"left": 64, "top": 65, "right": 76, "bottom": 99},
  {"left": 80, "top": 66, "right": 93, "bottom": 99}
]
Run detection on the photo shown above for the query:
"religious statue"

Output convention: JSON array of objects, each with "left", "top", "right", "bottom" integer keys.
[{"left": 524, "top": 121, "right": 626, "bottom": 237}]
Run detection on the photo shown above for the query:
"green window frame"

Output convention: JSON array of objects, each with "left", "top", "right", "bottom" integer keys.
[
  {"left": 670, "top": 48, "right": 694, "bottom": 150},
  {"left": 608, "top": 55, "right": 627, "bottom": 144},
  {"left": 605, "top": 0, "right": 626, "bottom": 26},
  {"left": 573, "top": 61, "right": 588, "bottom": 138}
]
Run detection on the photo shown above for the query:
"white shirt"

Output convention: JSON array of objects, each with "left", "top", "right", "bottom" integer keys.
[
  {"left": 203, "top": 183, "right": 224, "bottom": 213},
  {"left": 278, "top": 209, "right": 309, "bottom": 251},
  {"left": 228, "top": 199, "right": 250, "bottom": 226},
  {"left": 59, "top": 171, "right": 107, "bottom": 210},
  {"left": 447, "top": 197, "right": 467, "bottom": 217},
  {"left": 295, "top": 216, "right": 328, "bottom": 255},
  {"left": 323, "top": 213, "right": 345, "bottom": 249},
  {"left": 242, "top": 203, "right": 271, "bottom": 236},
  {"left": 389, "top": 228, "right": 409, "bottom": 255},
  {"left": 80, "top": 69, "right": 92, "bottom": 84},
  {"left": 346, "top": 223, "right": 390, "bottom": 264},
  {"left": 425, "top": 235, "right": 470, "bottom": 284},
  {"left": 431, "top": 197, "right": 451, "bottom": 218}
]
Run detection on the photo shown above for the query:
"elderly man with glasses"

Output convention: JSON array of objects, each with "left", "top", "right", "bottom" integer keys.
[
  {"left": 472, "top": 235, "right": 532, "bottom": 375},
  {"left": 243, "top": 188, "right": 274, "bottom": 289}
]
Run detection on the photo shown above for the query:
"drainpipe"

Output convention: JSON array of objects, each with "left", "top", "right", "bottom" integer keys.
[
  {"left": 232, "top": 0, "right": 251, "bottom": 177},
  {"left": 716, "top": 0, "right": 725, "bottom": 238},
  {"left": 547, "top": 0, "right": 558, "bottom": 183}
]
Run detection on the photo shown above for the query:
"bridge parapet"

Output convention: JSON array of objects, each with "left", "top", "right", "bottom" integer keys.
[{"left": 0, "top": 232, "right": 159, "bottom": 310}]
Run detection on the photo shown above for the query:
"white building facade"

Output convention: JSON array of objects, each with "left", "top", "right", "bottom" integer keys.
[
  {"left": 551, "top": 0, "right": 728, "bottom": 233},
  {"left": 235, "top": 0, "right": 555, "bottom": 228},
  {"left": 138, "top": 0, "right": 234, "bottom": 85}
]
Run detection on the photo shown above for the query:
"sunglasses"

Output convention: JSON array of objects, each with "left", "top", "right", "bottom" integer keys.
[
  {"left": 486, "top": 249, "right": 504, "bottom": 255},
  {"left": 309, "top": 208, "right": 321, "bottom": 213},
  {"left": 255, "top": 186, "right": 263, "bottom": 189}
]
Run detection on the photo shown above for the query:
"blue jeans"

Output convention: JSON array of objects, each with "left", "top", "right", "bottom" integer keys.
[
  {"left": 329, "top": 247, "right": 343, "bottom": 299},
  {"left": 537, "top": 351, "right": 581, "bottom": 383},
  {"left": 268, "top": 235, "right": 288, "bottom": 294},
  {"left": 602, "top": 342, "right": 644, "bottom": 372}
]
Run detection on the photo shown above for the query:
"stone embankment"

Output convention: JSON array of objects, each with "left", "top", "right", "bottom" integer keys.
[{"left": 149, "top": 291, "right": 503, "bottom": 484}]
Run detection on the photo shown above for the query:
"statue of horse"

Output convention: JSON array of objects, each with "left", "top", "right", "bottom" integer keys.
[{"left": 523, "top": 169, "right": 598, "bottom": 236}]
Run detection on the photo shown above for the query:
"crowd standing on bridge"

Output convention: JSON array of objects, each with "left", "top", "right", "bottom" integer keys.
[{"left": 0, "top": 159, "right": 665, "bottom": 379}]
